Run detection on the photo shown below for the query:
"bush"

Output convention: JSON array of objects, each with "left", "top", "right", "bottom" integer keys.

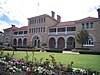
[
  {"left": 75, "top": 48, "right": 90, "bottom": 50},
  {"left": 0, "top": 54, "right": 100, "bottom": 75}
]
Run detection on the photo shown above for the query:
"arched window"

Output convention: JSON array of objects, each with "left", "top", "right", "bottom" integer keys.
[
  {"left": 18, "top": 38, "right": 22, "bottom": 47},
  {"left": 23, "top": 38, "right": 27, "bottom": 47},
  {"left": 67, "top": 37, "right": 75, "bottom": 50},
  {"left": 57, "top": 37, "right": 65, "bottom": 49},
  {"left": 13, "top": 38, "right": 17, "bottom": 45},
  {"left": 84, "top": 35, "right": 94, "bottom": 46},
  {"left": 32, "top": 36, "right": 40, "bottom": 48},
  {"left": 49, "top": 37, "right": 56, "bottom": 48}
]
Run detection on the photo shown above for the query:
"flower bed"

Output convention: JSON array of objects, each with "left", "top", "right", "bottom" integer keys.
[{"left": 0, "top": 53, "right": 100, "bottom": 75}]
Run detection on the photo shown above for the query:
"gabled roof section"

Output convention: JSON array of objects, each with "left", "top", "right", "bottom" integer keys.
[
  {"left": 27, "top": 14, "right": 58, "bottom": 22},
  {"left": 77, "top": 17, "right": 99, "bottom": 22}
]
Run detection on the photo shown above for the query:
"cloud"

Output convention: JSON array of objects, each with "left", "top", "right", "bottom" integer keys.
[
  {"left": 0, "top": 20, "right": 10, "bottom": 32},
  {"left": 0, "top": 0, "right": 35, "bottom": 26},
  {"left": 0, "top": 0, "right": 100, "bottom": 32}
]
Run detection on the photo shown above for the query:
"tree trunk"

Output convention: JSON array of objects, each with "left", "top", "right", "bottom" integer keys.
[{"left": 81, "top": 43, "right": 83, "bottom": 49}]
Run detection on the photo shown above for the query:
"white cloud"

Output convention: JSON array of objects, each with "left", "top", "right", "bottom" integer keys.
[
  {"left": 0, "top": 0, "right": 100, "bottom": 31},
  {"left": 0, "top": 20, "right": 10, "bottom": 32}
]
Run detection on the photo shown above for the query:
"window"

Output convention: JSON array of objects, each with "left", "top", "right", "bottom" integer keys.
[
  {"left": 34, "top": 28, "right": 36, "bottom": 33},
  {"left": 35, "top": 19, "right": 36, "bottom": 24},
  {"left": 39, "top": 28, "right": 40, "bottom": 33},
  {"left": 33, "top": 19, "right": 35, "bottom": 24},
  {"left": 37, "top": 28, "right": 39, "bottom": 33},
  {"left": 41, "top": 18, "right": 43, "bottom": 23},
  {"left": 19, "top": 31, "right": 23, "bottom": 34},
  {"left": 43, "top": 27, "right": 45, "bottom": 32},
  {"left": 90, "top": 22, "right": 93, "bottom": 29},
  {"left": 39, "top": 18, "right": 41, "bottom": 23},
  {"left": 29, "top": 19, "right": 31, "bottom": 24},
  {"left": 41, "top": 27, "right": 42, "bottom": 32},
  {"left": 49, "top": 28, "right": 56, "bottom": 32},
  {"left": 87, "top": 36, "right": 94, "bottom": 45},
  {"left": 24, "top": 31, "right": 27, "bottom": 34},
  {"left": 58, "top": 27, "right": 65, "bottom": 32},
  {"left": 36, "top": 28, "right": 38, "bottom": 33},
  {"left": 82, "top": 23, "right": 85, "bottom": 29},
  {"left": 29, "top": 28, "right": 31, "bottom": 33},
  {"left": 14, "top": 32, "right": 18, "bottom": 35},
  {"left": 37, "top": 19, "right": 38, "bottom": 24},
  {"left": 86, "top": 23, "right": 89, "bottom": 29},
  {"left": 67, "top": 27, "right": 76, "bottom": 31},
  {"left": 44, "top": 17, "right": 46, "bottom": 23},
  {"left": 32, "top": 28, "right": 33, "bottom": 33},
  {"left": 84, "top": 35, "right": 94, "bottom": 46}
]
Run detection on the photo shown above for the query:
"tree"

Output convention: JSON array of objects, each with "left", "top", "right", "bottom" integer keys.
[{"left": 76, "top": 29, "right": 89, "bottom": 48}]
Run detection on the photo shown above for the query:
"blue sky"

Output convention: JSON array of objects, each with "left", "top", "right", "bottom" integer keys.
[
  {"left": 0, "top": 0, "right": 100, "bottom": 32},
  {"left": 0, "top": 14, "right": 20, "bottom": 25}
]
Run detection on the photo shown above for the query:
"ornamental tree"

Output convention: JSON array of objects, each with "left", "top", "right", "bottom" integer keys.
[{"left": 76, "top": 29, "right": 89, "bottom": 48}]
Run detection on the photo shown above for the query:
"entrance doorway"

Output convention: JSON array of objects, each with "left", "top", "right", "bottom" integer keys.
[{"left": 32, "top": 36, "right": 40, "bottom": 48}]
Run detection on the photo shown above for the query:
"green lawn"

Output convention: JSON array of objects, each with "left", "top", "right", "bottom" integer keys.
[{"left": 2, "top": 51, "right": 100, "bottom": 71}]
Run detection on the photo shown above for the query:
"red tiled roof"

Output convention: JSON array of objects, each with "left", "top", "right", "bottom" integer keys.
[
  {"left": 18, "top": 26, "right": 28, "bottom": 30},
  {"left": 4, "top": 26, "right": 18, "bottom": 30},
  {"left": 77, "top": 17, "right": 99, "bottom": 22},
  {"left": 51, "top": 21, "right": 76, "bottom": 27},
  {"left": 3, "top": 26, "right": 28, "bottom": 31}
]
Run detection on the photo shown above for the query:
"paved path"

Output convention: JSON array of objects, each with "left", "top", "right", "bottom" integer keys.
[{"left": 62, "top": 51, "right": 79, "bottom": 54}]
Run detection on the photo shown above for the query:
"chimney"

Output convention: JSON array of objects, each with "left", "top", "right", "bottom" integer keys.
[
  {"left": 12, "top": 24, "right": 15, "bottom": 27},
  {"left": 51, "top": 11, "right": 55, "bottom": 18},
  {"left": 97, "top": 8, "right": 100, "bottom": 18},
  {"left": 57, "top": 15, "right": 61, "bottom": 22}
]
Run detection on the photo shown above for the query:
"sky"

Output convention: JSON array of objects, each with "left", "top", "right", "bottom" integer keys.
[{"left": 0, "top": 0, "right": 100, "bottom": 32}]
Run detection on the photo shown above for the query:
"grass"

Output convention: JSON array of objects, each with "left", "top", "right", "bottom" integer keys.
[{"left": 2, "top": 51, "right": 100, "bottom": 71}]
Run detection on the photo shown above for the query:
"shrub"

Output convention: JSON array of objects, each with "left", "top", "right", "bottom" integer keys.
[{"left": 75, "top": 48, "right": 90, "bottom": 50}]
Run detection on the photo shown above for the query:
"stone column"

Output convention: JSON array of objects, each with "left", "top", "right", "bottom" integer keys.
[
  {"left": 55, "top": 39, "right": 57, "bottom": 48},
  {"left": 65, "top": 27, "right": 67, "bottom": 34},
  {"left": 65, "top": 42, "right": 67, "bottom": 49}
]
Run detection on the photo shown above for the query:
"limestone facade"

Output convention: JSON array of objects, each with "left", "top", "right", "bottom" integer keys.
[{"left": 3, "top": 9, "right": 100, "bottom": 52}]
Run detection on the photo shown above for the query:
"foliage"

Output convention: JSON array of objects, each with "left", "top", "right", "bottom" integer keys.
[
  {"left": 76, "top": 29, "right": 89, "bottom": 48},
  {"left": 0, "top": 53, "right": 100, "bottom": 75},
  {"left": 2, "top": 51, "right": 100, "bottom": 71},
  {"left": 75, "top": 48, "right": 90, "bottom": 50}
]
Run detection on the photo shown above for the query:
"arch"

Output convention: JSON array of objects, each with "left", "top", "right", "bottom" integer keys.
[
  {"left": 13, "top": 38, "right": 17, "bottom": 46},
  {"left": 66, "top": 35, "right": 75, "bottom": 39},
  {"left": 32, "top": 36, "right": 40, "bottom": 48},
  {"left": 31, "top": 34, "right": 41, "bottom": 42},
  {"left": 5, "top": 37, "right": 10, "bottom": 43},
  {"left": 18, "top": 38, "right": 22, "bottom": 47},
  {"left": 57, "top": 37, "right": 65, "bottom": 49},
  {"left": 49, "top": 37, "right": 56, "bottom": 48},
  {"left": 67, "top": 37, "right": 75, "bottom": 50},
  {"left": 85, "top": 34, "right": 94, "bottom": 46},
  {"left": 23, "top": 38, "right": 27, "bottom": 47}
]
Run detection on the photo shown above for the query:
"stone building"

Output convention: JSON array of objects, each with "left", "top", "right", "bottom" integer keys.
[
  {"left": 3, "top": 9, "right": 100, "bottom": 52},
  {"left": 0, "top": 31, "right": 4, "bottom": 45}
]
